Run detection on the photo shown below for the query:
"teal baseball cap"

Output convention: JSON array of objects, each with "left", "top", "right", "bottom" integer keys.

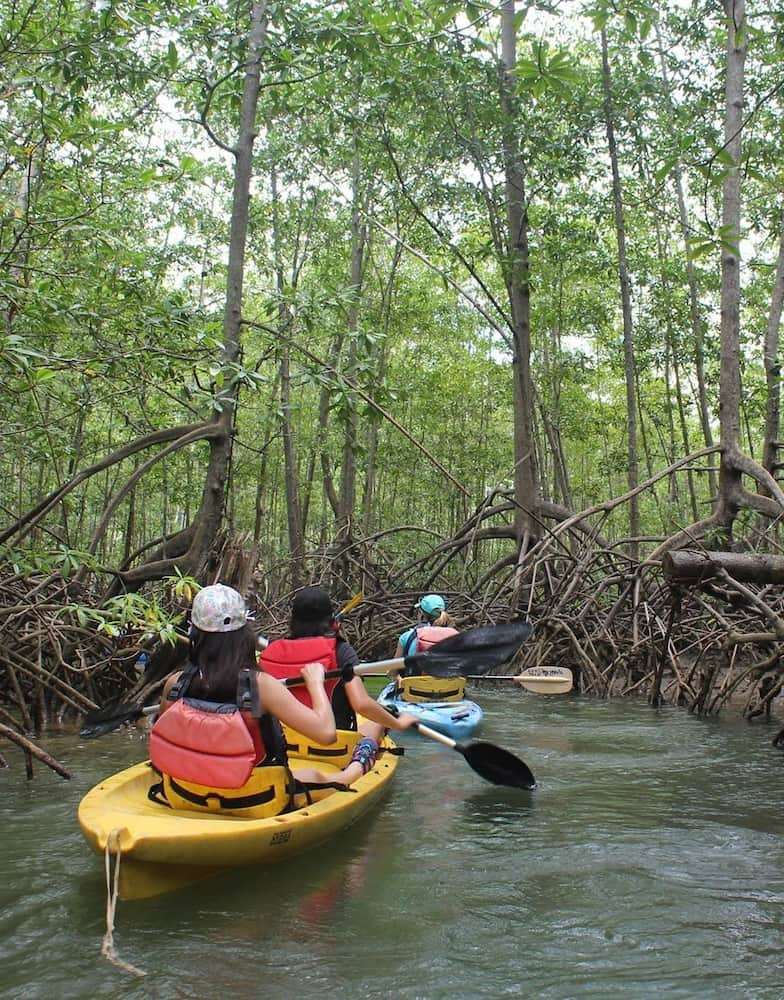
[{"left": 416, "top": 594, "right": 446, "bottom": 616}]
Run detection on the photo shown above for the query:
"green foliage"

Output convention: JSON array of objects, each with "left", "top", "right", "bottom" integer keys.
[
  {"left": 61, "top": 571, "right": 197, "bottom": 644},
  {"left": 1, "top": 0, "right": 782, "bottom": 578}
]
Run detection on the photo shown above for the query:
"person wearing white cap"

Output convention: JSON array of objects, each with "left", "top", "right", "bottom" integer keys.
[
  {"left": 394, "top": 593, "right": 458, "bottom": 670},
  {"left": 151, "top": 584, "right": 337, "bottom": 804}
]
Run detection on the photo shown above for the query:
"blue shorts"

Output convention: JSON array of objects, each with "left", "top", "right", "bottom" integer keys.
[{"left": 350, "top": 737, "right": 379, "bottom": 774}]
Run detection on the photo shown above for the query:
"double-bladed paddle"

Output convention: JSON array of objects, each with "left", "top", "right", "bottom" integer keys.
[
  {"left": 80, "top": 621, "right": 533, "bottom": 739},
  {"left": 515, "top": 666, "right": 573, "bottom": 694}
]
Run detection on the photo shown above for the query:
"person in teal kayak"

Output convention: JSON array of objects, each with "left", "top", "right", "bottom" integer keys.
[
  {"left": 261, "top": 586, "right": 417, "bottom": 787},
  {"left": 150, "top": 584, "right": 338, "bottom": 810},
  {"left": 394, "top": 593, "right": 458, "bottom": 671}
]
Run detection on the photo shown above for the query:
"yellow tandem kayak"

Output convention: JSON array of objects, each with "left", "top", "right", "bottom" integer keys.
[{"left": 78, "top": 728, "right": 400, "bottom": 900}]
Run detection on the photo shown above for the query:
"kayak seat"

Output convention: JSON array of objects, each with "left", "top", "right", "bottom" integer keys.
[
  {"left": 399, "top": 676, "right": 466, "bottom": 703},
  {"left": 147, "top": 762, "right": 298, "bottom": 819}
]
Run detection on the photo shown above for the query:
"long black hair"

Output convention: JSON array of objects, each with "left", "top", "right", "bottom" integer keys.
[{"left": 186, "top": 622, "right": 258, "bottom": 702}]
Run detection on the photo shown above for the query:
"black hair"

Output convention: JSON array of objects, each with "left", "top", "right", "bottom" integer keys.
[
  {"left": 290, "top": 586, "right": 334, "bottom": 638},
  {"left": 290, "top": 612, "right": 333, "bottom": 639},
  {"left": 186, "top": 622, "right": 258, "bottom": 702}
]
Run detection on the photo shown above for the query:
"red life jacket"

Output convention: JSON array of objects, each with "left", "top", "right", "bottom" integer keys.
[
  {"left": 149, "top": 666, "right": 274, "bottom": 789},
  {"left": 260, "top": 635, "right": 340, "bottom": 707},
  {"left": 409, "top": 625, "right": 459, "bottom": 653}
]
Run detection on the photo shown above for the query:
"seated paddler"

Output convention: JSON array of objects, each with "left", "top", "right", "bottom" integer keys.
[
  {"left": 394, "top": 593, "right": 458, "bottom": 665},
  {"left": 149, "top": 583, "right": 337, "bottom": 815},
  {"left": 260, "top": 586, "right": 417, "bottom": 787},
  {"left": 391, "top": 592, "right": 459, "bottom": 696}
]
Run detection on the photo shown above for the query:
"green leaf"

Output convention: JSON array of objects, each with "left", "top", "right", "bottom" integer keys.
[
  {"left": 654, "top": 155, "right": 678, "bottom": 184},
  {"left": 687, "top": 238, "right": 716, "bottom": 261},
  {"left": 715, "top": 147, "right": 736, "bottom": 167}
]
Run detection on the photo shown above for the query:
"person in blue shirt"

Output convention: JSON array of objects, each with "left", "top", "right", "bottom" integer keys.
[{"left": 394, "top": 594, "right": 458, "bottom": 674}]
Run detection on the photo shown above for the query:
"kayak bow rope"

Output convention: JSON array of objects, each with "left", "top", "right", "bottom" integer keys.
[{"left": 101, "top": 829, "right": 146, "bottom": 977}]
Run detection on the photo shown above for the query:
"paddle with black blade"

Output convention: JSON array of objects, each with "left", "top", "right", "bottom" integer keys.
[
  {"left": 80, "top": 622, "right": 533, "bottom": 738},
  {"left": 416, "top": 722, "right": 536, "bottom": 790},
  {"left": 384, "top": 704, "right": 536, "bottom": 790},
  {"left": 357, "top": 621, "right": 532, "bottom": 678}
]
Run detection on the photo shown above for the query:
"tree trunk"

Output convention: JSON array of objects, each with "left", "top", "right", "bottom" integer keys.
[
  {"left": 655, "top": 22, "right": 718, "bottom": 502},
  {"left": 662, "top": 549, "right": 784, "bottom": 585},
  {"left": 716, "top": 0, "right": 747, "bottom": 538},
  {"left": 270, "top": 168, "right": 306, "bottom": 581},
  {"left": 108, "top": 1, "right": 270, "bottom": 591},
  {"left": 601, "top": 26, "right": 640, "bottom": 559},
  {"left": 499, "top": 0, "right": 540, "bottom": 549},
  {"left": 337, "top": 144, "right": 367, "bottom": 546},
  {"left": 762, "top": 217, "right": 784, "bottom": 484}
]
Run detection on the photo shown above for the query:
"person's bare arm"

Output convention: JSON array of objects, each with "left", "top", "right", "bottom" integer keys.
[{"left": 343, "top": 676, "right": 417, "bottom": 731}]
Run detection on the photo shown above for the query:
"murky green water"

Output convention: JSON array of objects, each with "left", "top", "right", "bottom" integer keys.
[{"left": 1, "top": 691, "right": 783, "bottom": 999}]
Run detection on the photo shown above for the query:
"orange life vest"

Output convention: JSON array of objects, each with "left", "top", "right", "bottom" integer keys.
[{"left": 150, "top": 697, "right": 264, "bottom": 789}]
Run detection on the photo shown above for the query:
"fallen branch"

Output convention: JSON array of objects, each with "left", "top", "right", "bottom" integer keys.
[{"left": 0, "top": 722, "right": 72, "bottom": 779}]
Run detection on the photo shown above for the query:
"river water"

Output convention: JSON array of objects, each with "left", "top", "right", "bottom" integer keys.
[{"left": 1, "top": 689, "right": 783, "bottom": 1000}]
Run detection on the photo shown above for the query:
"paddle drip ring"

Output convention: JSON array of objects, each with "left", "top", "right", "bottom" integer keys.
[{"left": 101, "top": 829, "right": 146, "bottom": 978}]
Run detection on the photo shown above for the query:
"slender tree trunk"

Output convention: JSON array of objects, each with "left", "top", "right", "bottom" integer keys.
[
  {"left": 270, "top": 172, "right": 306, "bottom": 582},
  {"left": 500, "top": 0, "right": 540, "bottom": 550},
  {"left": 362, "top": 242, "right": 402, "bottom": 535},
  {"left": 650, "top": 204, "right": 698, "bottom": 520},
  {"left": 337, "top": 144, "right": 366, "bottom": 547},
  {"left": 601, "top": 26, "right": 640, "bottom": 559},
  {"left": 762, "top": 217, "right": 784, "bottom": 485},
  {"left": 716, "top": 0, "right": 747, "bottom": 538},
  {"left": 186, "top": 2, "right": 269, "bottom": 580}
]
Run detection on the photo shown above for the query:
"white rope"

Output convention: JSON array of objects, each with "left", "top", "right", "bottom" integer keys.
[{"left": 100, "top": 830, "right": 146, "bottom": 978}]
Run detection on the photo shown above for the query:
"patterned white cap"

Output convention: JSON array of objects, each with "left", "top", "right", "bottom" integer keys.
[{"left": 190, "top": 584, "right": 247, "bottom": 633}]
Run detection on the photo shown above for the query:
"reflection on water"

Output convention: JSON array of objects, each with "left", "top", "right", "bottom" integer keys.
[{"left": 1, "top": 693, "right": 783, "bottom": 999}]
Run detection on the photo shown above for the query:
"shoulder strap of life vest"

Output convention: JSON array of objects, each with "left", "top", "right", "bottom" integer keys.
[
  {"left": 166, "top": 661, "right": 200, "bottom": 701},
  {"left": 236, "top": 668, "right": 261, "bottom": 717}
]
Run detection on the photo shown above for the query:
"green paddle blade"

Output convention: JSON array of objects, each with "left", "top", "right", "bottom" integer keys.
[
  {"left": 404, "top": 622, "right": 532, "bottom": 678},
  {"left": 459, "top": 740, "right": 536, "bottom": 790}
]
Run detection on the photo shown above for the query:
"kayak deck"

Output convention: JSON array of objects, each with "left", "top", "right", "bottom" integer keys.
[
  {"left": 377, "top": 681, "right": 483, "bottom": 740},
  {"left": 78, "top": 729, "right": 400, "bottom": 899}
]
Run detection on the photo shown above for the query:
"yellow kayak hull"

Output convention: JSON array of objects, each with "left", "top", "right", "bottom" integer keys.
[{"left": 78, "top": 729, "right": 399, "bottom": 899}]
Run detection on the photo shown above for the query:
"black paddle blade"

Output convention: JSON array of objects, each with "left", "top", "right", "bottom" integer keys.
[
  {"left": 459, "top": 740, "right": 536, "bottom": 790},
  {"left": 405, "top": 622, "right": 532, "bottom": 678},
  {"left": 79, "top": 702, "right": 145, "bottom": 739}
]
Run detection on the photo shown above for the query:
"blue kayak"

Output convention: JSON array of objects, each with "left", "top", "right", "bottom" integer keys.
[{"left": 378, "top": 675, "right": 483, "bottom": 740}]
